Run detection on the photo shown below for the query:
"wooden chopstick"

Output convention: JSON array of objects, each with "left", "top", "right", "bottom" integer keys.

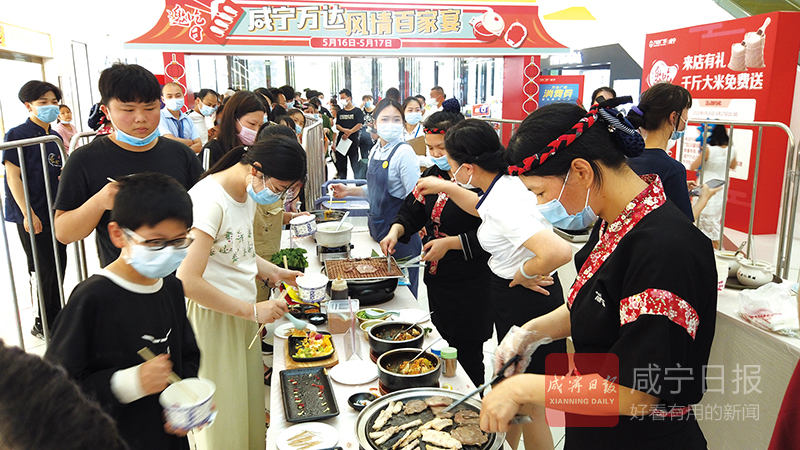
[
  {"left": 137, "top": 347, "right": 197, "bottom": 401},
  {"left": 248, "top": 289, "right": 290, "bottom": 350}
]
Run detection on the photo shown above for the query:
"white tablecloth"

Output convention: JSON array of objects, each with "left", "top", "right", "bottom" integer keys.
[
  {"left": 697, "top": 286, "right": 800, "bottom": 449},
  {"left": 266, "top": 221, "right": 479, "bottom": 449}
]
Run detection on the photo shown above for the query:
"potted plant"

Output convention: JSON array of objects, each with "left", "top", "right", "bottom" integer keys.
[{"left": 270, "top": 248, "right": 309, "bottom": 272}]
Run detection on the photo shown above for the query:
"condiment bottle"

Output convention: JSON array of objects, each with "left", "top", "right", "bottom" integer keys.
[
  {"left": 331, "top": 277, "right": 348, "bottom": 300},
  {"left": 441, "top": 347, "right": 458, "bottom": 377}
]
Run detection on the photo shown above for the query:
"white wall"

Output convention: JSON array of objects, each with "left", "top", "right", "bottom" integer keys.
[{"left": 537, "top": 0, "right": 735, "bottom": 67}]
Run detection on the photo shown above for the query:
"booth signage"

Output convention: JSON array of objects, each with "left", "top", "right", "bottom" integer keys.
[
  {"left": 538, "top": 75, "right": 584, "bottom": 107},
  {"left": 0, "top": 22, "right": 52, "bottom": 58},
  {"left": 643, "top": 12, "right": 800, "bottom": 234},
  {"left": 126, "top": 0, "right": 567, "bottom": 56}
]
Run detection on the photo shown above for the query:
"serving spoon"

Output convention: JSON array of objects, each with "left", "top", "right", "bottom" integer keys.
[
  {"left": 392, "top": 311, "right": 433, "bottom": 340},
  {"left": 334, "top": 211, "right": 350, "bottom": 231}
]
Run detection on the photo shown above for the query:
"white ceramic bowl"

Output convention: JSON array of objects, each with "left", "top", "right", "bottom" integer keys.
[
  {"left": 296, "top": 273, "right": 329, "bottom": 302},
  {"left": 158, "top": 378, "right": 216, "bottom": 430},
  {"left": 290, "top": 215, "right": 317, "bottom": 237},
  {"left": 315, "top": 221, "right": 354, "bottom": 248},
  {"left": 359, "top": 319, "right": 384, "bottom": 342},
  {"left": 715, "top": 250, "right": 744, "bottom": 278}
]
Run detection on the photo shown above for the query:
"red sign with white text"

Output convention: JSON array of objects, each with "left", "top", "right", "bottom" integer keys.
[
  {"left": 643, "top": 12, "right": 800, "bottom": 234},
  {"left": 126, "top": 1, "right": 566, "bottom": 56}
]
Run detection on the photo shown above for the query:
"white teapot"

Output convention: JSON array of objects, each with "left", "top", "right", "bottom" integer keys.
[{"left": 736, "top": 259, "right": 774, "bottom": 287}]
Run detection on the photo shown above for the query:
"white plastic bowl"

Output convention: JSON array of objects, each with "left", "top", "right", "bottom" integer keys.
[
  {"left": 158, "top": 378, "right": 216, "bottom": 430},
  {"left": 296, "top": 273, "right": 329, "bottom": 302}
]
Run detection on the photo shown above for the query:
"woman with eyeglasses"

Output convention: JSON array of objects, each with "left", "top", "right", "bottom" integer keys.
[{"left": 177, "top": 136, "right": 307, "bottom": 450}]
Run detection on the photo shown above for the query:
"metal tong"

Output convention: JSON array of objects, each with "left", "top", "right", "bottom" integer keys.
[{"left": 441, "top": 354, "right": 522, "bottom": 415}]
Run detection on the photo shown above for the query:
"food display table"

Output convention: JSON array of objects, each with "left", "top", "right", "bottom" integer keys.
[
  {"left": 266, "top": 221, "right": 482, "bottom": 449},
  {"left": 698, "top": 285, "right": 800, "bottom": 449}
]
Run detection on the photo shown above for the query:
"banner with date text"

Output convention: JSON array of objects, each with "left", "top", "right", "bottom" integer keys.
[{"left": 125, "top": 0, "right": 567, "bottom": 56}]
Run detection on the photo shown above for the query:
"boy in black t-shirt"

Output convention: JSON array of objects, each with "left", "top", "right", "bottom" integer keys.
[
  {"left": 334, "top": 88, "right": 364, "bottom": 179},
  {"left": 3, "top": 80, "right": 68, "bottom": 338},
  {"left": 54, "top": 63, "right": 203, "bottom": 267},
  {"left": 46, "top": 173, "right": 201, "bottom": 450}
]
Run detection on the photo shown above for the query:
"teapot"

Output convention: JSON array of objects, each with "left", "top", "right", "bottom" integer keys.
[
  {"left": 736, "top": 259, "right": 774, "bottom": 287},
  {"left": 715, "top": 250, "right": 744, "bottom": 278}
]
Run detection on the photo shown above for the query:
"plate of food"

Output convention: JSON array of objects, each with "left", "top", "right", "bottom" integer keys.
[
  {"left": 275, "top": 323, "right": 318, "bottom": 340},
  {"left": 277, "top": 420, "right": 339, "bottom": 449},
  {"left": 288, "top": 331, "right": 335, "bottom": 362}
]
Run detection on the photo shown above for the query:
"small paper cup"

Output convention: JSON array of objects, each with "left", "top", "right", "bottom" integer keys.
[
  {"left": 715, "top": 259, "right": 728, "bottom": 292},
  {"left": 158, "top": 378, "right": 216, "bottom": 431},
  {"left": 296, "top": 273, "right": 329, "bottom": 302}
]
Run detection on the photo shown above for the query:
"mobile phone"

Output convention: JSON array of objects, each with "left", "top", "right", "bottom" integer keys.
[{"left": 690, "top": 178, "right": 725, "bottom": 196}]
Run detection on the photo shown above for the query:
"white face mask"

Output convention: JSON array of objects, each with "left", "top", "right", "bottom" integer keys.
[{"left": 452, "top": 164, "right": 475, "bottom": 189}]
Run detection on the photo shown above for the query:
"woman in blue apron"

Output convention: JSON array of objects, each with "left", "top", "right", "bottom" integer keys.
[{"left": 331, "top": 99, "right": 422, "bottom": 297}]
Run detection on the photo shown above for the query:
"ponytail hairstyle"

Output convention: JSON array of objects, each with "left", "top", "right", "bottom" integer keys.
[
  {"left": 424, "top": 98, "right": 464, "bottom": 134},
  {"left": 626, "top": 82, "right": 692, "bottom": 131},
  {"left": 202, "top": 135, "right": 307, "bottom": 186},
  {"left": 215, "top": 91, "right": 268, "bottom": 153},
  {"left": 506, "top": 99, "right": 643, "bottom": 186},
  {"left": 444, "top": 119, "right": 507, "bottom": 173}
]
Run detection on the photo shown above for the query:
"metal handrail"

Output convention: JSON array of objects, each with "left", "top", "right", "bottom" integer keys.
[
  {"left": 0, "top": 135, "right": 69, "bottom": 346},
  {"left": 67, "top": 131, "right": 98, "bottom": 283},
  {"left": 685, "top": 119, "right": 796, "bottom": 278},
  {"left": 301, "top": 116, "right": 324, "bottom": 210}
]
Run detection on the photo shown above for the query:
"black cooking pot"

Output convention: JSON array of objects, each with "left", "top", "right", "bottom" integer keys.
[
  {"left": 368, "top": 322, "right": 424, "bottom": 357},
  {"left": 377, "top": 348, "right": 441, "bottom": 393},
  {"left": 347, "top": 278, "right": 397, "bottom": 305}
]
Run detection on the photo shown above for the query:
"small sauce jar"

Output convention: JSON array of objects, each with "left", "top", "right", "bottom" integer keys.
[
  {"left": 441, "top": 347, "right": 458, "bottom": 378},
  {"left": 331, "top": 277, "right": 349, "bottom": 300}
]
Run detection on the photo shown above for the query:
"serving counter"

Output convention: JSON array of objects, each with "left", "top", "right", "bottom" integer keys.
[
  {"left": 266, "top": 220, "right": 482, "bottom": 449},
  {"left": 698, "top": 286, "right": 800, "bottom": 449}
]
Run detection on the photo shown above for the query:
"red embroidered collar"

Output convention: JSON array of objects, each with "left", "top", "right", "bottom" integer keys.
[{"left": 567, "top": 174, "right": 666, "bottom": 308}]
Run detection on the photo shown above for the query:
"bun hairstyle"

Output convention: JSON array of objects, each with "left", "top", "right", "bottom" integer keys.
[
  {"left": 424, "top": 98, "right": 464, "bottom": 134},
  {"left": 626, "top": 82, "right": 692, "bottom": 131},
  {"left": 444, "top": 119, "right": 507, "bottom": 173},
  {"left": 506, "top": 100, "right": 642, "bottom": 185}
]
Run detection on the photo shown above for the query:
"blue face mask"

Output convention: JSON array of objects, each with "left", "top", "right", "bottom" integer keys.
[
  {"left": 165, "top": 98, "right": 184, "bottom": 112},
  {"left": 246, "top": 174, "right": 282, "bottom": 205},
  {"left": 295, "top": 123, "right": 303, "bottom": 135},
  {"left": 125, "top": 244, "right": 188, "bottom": 279},
  {"left": 671, "top": 115, "right": 687, "bottom": 140},
  {"left": 35, "top": 104, "right": 60, "bottom": 124},
  {"left": 365, "top": 101, "right": 373, "bottom": 108},
  {"left": 200, "top": 103, "right": 216, "bottom": 116},
  {"left": 406, "top": 112, "right": 422, "bottom": 125},
  {"left": 108, "top": 111, "right": 160, "bottom": 147},
  {"left": 377, "top": 123, "right": 403, "bottom": 142},
  {"left": 431, "top": 155, "right": 450, "bottom": 171},
  {"left": 536, "top": 171, "right": 597, "bottom": 231}
]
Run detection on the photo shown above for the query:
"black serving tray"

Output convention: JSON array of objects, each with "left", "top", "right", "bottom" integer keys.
[
  {"left": 288, "top": 331, "right": 336, "bottom": 362},
  {"left": 280, "top": 367, "right": 339, "bottom": 423}
]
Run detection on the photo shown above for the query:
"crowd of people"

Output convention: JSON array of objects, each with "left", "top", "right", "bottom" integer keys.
[{"left": 1, "top": 62, "right": 744, "bottom": 450}]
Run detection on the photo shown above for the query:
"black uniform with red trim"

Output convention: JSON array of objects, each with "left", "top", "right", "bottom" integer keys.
[
  {"left": 565, "top": 175, "right": 717, "bottom": 449},
  {"left": 392, "top": 165, "right": 492, "bottom": 385}
]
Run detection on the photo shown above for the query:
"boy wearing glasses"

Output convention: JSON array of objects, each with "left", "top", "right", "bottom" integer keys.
[{"left": 46, "top": 173, "right": 201, "bottom": 450}]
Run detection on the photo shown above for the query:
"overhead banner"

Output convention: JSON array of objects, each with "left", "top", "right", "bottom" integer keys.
[
  {"left": 642, "top": 11, "right": 800, "bottom": 234},
  {"left": 125, "top": 0, "right": 567, "bottom": 56}
]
